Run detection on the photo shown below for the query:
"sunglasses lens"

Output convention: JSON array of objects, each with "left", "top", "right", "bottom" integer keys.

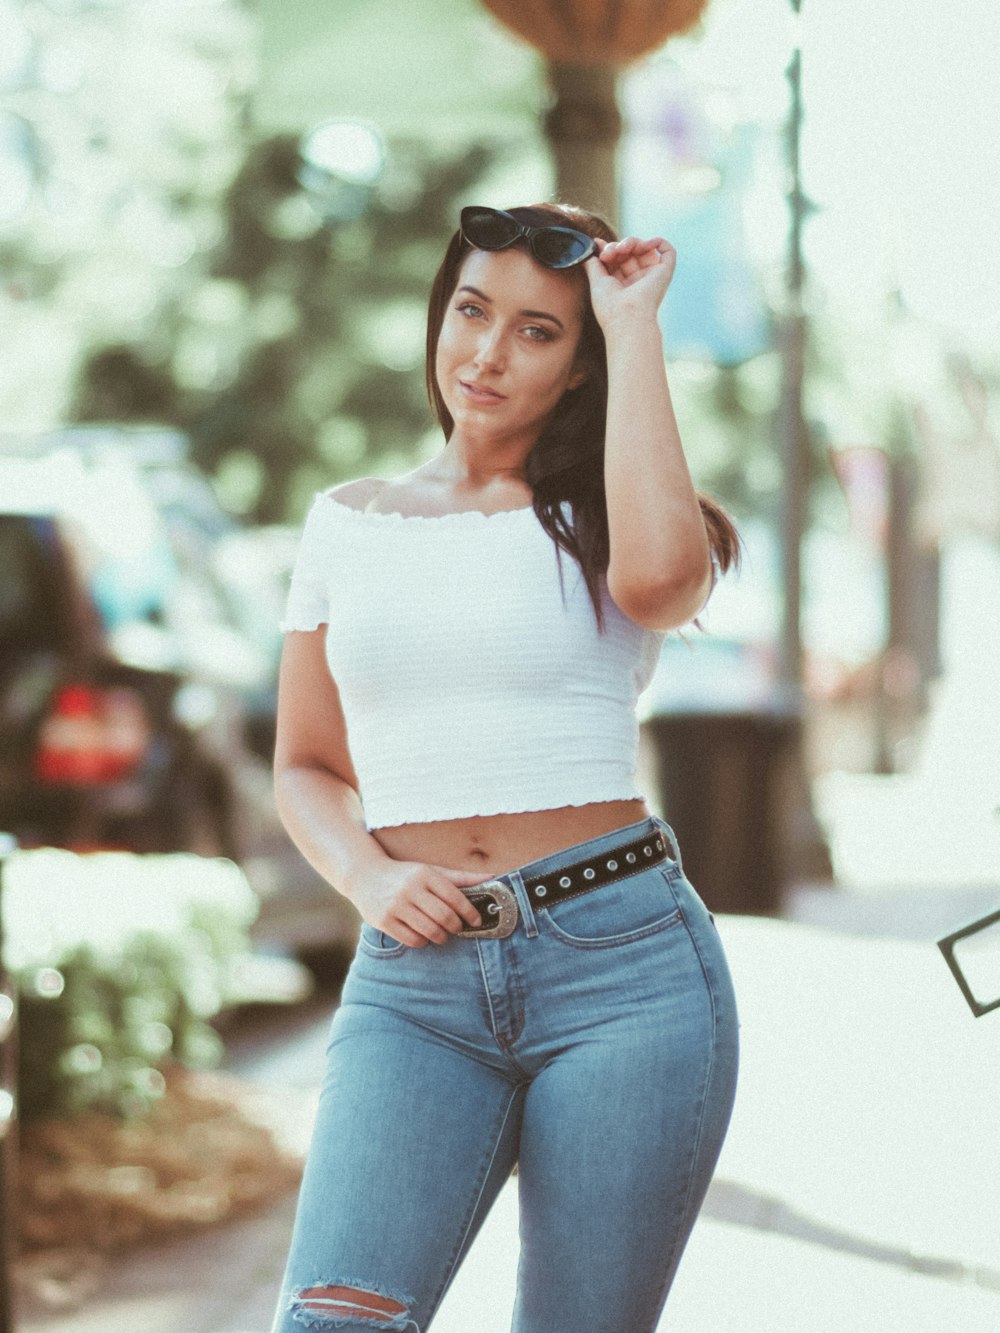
[
  {"left": 461, "top": 207, "right": 520, "bottom": 251},
  {"left": 529, "top": 227, "right": 594, "bottom": 269},
  {"left": 460, "top": 208, "right": 595, "bottom": 269}
]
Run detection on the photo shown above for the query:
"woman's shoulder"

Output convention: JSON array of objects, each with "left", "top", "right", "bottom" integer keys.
[{"left": 320, "top": 477, "right": 388, "bottom": 513}]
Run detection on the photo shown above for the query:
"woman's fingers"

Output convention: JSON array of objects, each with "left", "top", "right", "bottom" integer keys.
[
  {"left": 590, "top": 233, "right": 677, "bottom": 314},
  {"left": 397, "top": 903, "right": 454, "bottom": 946},
  {"left": 370, "top": 861, "right": 524, "bottom": 946},
  {"left": 600, "top": 235, "right": 672, "bottom": 278},
  {"left": 357, "top": 857, "right": 495, "bottom": 945},
  {"left": 388, "top": 918, "right": 435, "bottom": 948},
  {"left": 600, "top": 236, "right": 654, "bottom": 261},
  {"left": 422, "top": 878, "right": 477, "bottom": 933},
  {"left": 395, "top": 897, "right": 470, "bottom": 946},
  {"left": 431, "top": 867, "right": 488, "bottom": 928},
  {"left": 387, "top": 867, "right": 485, "bottom": 944}
]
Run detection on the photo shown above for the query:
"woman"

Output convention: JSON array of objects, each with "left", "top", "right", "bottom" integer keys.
[{"left": 271, "top": 203, "right": 740, "bottom": 1333}]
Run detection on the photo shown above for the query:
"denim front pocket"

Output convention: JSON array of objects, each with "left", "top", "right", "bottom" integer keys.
[
  {"left": 663, "top": 866, "right": 718, "bottom": 935},
  {"left": 537, "top": 863, "right": 683, "bottom": 949},
  {"left": 358, "top": 921, "right": 409, "bottom": 959}
]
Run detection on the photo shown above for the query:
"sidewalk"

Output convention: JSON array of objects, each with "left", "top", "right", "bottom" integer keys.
[{"left": 15, "top": 883, "right": 1000, "bottom": 1332}]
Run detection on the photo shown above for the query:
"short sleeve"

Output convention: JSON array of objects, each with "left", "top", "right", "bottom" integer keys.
[{"left": 279, "top": 494, "right": 330, "bottom": 633}]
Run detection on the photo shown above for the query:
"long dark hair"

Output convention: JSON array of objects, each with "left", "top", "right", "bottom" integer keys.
[{"left": 425, "top": 202, "right": 740, "bottom": 629}]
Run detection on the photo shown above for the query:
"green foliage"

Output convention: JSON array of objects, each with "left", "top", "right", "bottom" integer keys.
[
  {"left": 16, "top": 931, "right": 233, "bottom": 1125},
  {"left": 1, "top": 0, "right": 254, "bottom": 428},
  {"left": 5, "top": 849, "right": 258, "bottom": 1125},
  {"left": 71, "top": 134, "right": 499, "bottom": 524},
  {"left": 670, "top": 342, "right": 847, "bottom": 527}
]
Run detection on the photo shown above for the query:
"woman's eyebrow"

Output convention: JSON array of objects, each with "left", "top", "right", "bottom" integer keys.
[{"left": 457, "top": 285, "right": 565, "bottom": 331}]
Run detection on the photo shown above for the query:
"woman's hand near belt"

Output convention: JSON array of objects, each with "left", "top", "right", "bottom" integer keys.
[
  {"left": 275, "top": 751, "right": 486, "bottom": 947},
  {"left": 346, "top": 858, "right": 486, "bottom": 947}
]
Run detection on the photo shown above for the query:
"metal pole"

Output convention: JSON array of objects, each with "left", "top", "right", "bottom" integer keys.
[
  {"left": 778, "top": 0, "right": 808, "bottom": 703},
  {"left": 0, "top": 833, "right": 18, "bottom": 1333},
  {"left": 773, "top": 1, "right": 834, "bottom": 882}
]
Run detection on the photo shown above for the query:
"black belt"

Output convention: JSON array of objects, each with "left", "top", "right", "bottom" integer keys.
[{"left": 457, "top": 827, "right": 671, "bottom": 939}]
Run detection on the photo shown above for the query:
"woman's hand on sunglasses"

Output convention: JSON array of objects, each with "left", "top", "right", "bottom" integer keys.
[{"left": 585, "top": 235, "right": 676, "bottom": 331}]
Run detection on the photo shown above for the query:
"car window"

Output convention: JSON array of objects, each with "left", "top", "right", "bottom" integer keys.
[
  {"left": 88, "top": 538, "right": 177, "bottom": 631},
  {"left": 0, "top": 515, "right": 71, "bottom": 654}
]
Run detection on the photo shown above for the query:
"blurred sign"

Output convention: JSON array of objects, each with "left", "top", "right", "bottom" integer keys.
[
  {"left": 622, "top": 82, "right": 773, "bottom": 366},
  {"left": 829, "top": 445, "right": 890, "bottom": 549},
  {"left": 911, "top": 368, "right": 1000, "bottom": 546}
]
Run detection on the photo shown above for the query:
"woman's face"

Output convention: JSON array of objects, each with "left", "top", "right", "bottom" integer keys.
[{"left": 434, "top": 246, "right": 587, "bottom": 450}]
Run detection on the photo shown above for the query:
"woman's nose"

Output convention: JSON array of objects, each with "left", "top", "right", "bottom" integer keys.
[{"left": 474, "top": 326, "right": 506, "bottom": 369}]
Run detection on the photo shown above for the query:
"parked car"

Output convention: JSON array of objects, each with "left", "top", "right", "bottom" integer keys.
[
  {"left": 0, "top": 438, "right": 358, "bottom": 985},
  {"left": 1, "top": 448, "right": 241, "bottom": 854}
]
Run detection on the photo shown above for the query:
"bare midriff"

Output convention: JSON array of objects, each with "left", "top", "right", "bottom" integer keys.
[{"left": 371, "top": 798, "right": 651, "bottom": 878}]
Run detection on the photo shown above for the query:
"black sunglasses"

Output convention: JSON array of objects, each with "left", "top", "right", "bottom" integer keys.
[{"left": 459, "top": 206, "right": 597, "bottom": 270}]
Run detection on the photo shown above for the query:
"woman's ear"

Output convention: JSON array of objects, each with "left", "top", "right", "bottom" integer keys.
[{"left": 567, "top": 365, "right": 589, "bottom": 392}]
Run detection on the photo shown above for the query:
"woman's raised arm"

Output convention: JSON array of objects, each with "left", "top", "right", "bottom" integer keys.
[{"left": 585, "top": 236, "right": 713, "bottom": 631}]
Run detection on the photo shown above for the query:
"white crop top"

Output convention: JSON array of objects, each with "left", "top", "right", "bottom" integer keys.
[{"left": 279, "top": 490, "right": 665, "bottom": 829}]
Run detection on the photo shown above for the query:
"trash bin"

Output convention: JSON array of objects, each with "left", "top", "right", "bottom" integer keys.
[{"left": 643, "top": 708, "right": 802, "bottom": 916}]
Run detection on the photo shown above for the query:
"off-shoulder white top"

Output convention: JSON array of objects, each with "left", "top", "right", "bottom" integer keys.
[{"left": 280, "top": 490, "right": 665, "bottom": 830}]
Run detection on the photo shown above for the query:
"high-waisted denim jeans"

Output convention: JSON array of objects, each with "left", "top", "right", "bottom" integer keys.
[{"left": 271, "top": 816, "right": 739, "bottom": 1333}]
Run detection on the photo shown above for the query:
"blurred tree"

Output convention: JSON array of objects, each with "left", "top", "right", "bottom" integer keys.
[
  {"left": 0, "top": 0, "right": 255, "bottom": 428},
  {"left": 71, "top": 134, "right": 497, "bottom": 523}
]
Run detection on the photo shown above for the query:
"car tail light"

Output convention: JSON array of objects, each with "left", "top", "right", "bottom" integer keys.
[{"left": 33, "top": 683, "right": 153, "bottom": 785}]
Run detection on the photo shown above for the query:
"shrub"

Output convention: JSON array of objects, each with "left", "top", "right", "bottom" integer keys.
[{"left": 3, "top": 849, "right": 258, "bottom": 1123}]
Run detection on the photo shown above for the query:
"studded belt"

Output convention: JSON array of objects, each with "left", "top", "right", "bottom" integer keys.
[{"left": 457, "top": 827, "right": 671, "bottom": 940}]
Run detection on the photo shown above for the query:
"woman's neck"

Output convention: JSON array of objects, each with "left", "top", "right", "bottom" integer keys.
[{"left": 411, "top": 449, "right": 532, "bottom": 504}]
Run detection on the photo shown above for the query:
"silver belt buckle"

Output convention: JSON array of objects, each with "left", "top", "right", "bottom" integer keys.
[{"left": 459, "top": 880, "right": 518, "bottom": 939}]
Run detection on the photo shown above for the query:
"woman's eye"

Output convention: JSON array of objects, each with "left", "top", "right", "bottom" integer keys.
[
  {"left": 457, "top": 302, "right": 483, "bottom": 318},
  {"left": 524, "top": 325, "right": 554, "bottom": 342}
]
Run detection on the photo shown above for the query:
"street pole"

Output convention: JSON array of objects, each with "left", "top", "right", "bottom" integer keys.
[
  {"left": 778, "top": 0, "right": 808, "bottom": 704},
  {"left": 774, "top": 0, "right": 833, "bottom": 881}
]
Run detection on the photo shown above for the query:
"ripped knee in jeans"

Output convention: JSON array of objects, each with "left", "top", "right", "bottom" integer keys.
[{"left": 288, "top": 1279, "right": 419, "bottom": 1330}]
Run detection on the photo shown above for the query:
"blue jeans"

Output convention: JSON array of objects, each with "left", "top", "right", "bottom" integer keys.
[{"left": 271, "top": 816, "right": 739, "bottom": 1333}]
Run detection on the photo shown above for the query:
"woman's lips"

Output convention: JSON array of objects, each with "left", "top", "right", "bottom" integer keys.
[{"left": 459, "top": 380, "right": 506, "bottom": 404}]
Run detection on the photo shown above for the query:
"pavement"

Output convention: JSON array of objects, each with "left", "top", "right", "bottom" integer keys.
[{"left": 12, "top": 875, "right": 1000, "bottom": 1333}]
